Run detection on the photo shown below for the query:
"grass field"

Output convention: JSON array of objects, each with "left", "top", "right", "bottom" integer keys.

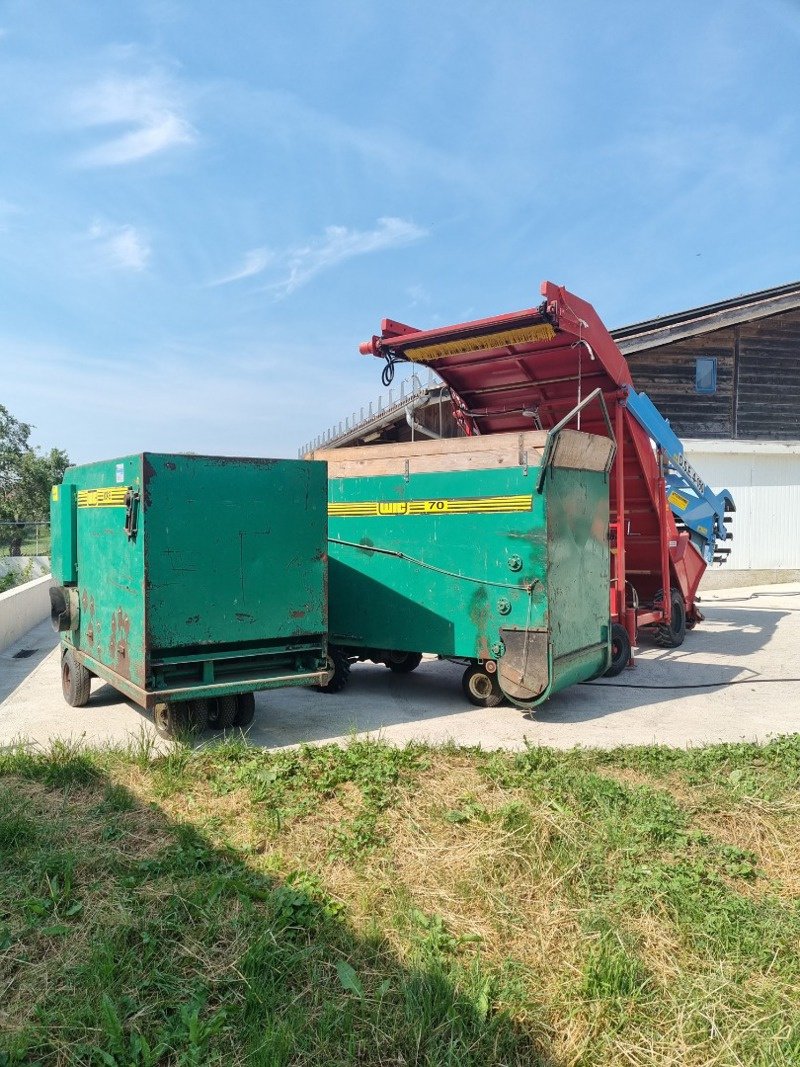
[{"left": 1, "top": 733, "right": 799, "bottom": 1065}]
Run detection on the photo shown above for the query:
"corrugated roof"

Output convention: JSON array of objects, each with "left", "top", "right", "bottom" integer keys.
[{"left": 613, "top": 280, "right": 800, "bottom": 353}]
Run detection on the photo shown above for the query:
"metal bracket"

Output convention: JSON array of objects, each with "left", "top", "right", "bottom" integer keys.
[
  {"left": 124, "top": 489, "right": 140, "bottom": 540},
  {"left": 536, "top": 387, "right": 616, "bottom": 493}
]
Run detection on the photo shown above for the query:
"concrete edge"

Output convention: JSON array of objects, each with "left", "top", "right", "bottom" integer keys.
[{"left": 0, "top": 574, "right": 55, "bottom": 652}]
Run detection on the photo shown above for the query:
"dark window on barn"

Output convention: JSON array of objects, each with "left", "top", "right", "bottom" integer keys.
[{"left": 695, "top": 356, "right": 717, "bottom": 394}]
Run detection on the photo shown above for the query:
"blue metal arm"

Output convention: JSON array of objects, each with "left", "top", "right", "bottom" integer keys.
[{"left": 623, "top": 387, "right": 735, "bottom": 564}]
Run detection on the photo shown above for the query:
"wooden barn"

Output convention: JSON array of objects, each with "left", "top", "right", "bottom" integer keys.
[{"left": 302, "top": 282, "right": 800, "bottom": 585}]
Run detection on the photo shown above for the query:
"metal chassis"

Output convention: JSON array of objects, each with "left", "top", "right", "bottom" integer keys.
[{"left": 66, "top": 644, "right": 331, "bottom": 710}]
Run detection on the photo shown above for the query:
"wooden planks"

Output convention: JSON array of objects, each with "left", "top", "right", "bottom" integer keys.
[
  {"left": 736, "top": 309, "right": 800, "bottom": 439},
  {"left": 312, "top": 430, "right": 549, "bottom": 478}
]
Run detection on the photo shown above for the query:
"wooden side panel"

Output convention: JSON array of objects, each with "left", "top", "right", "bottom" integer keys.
[
  {"left": 736, "top": 308, "right": 800, "bottom": 440},
  {"left": 624, "top": 327, "right": 736, "bottom": 439},
  {"left": 314, "top": 430, "right": 549, "bottom": 478}
]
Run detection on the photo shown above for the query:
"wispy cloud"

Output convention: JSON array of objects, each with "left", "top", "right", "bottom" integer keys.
[
  {"left": 208, "top": 247, "right": 273, "bottom": 287},
  {"left": 272, "top": 217, "right": 427, "bottom": 297},
  {"left": 71, "top": 73, "right": 194, "bottom": 166},
  {"left": 88, "top": 220, "right": 151, "bottom": 271}
]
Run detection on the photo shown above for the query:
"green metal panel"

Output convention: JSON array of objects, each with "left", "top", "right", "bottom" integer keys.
[
  {"left": 49, "top": 482, "right": 78, "bottom": 584},
  {"left": 142, "top": 454, "right": 327, "bottom": 650},
  {"left": 543, "top": 465, "right": 611, "bottom": 697},
  {"left": 328, "top": 467, "right": 549, "bottom": 660},
  {"left": 328, "top": 449, "right": 611, "bottom": 707},
  {"left": 54, "top": 453, "right": 328, "bottom": 708},
  {"left": 59, "top": 454, "right": 148, "bottom": 687}
]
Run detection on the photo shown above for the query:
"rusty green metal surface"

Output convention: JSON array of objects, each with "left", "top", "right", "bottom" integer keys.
[
  {"left": 328, "top": 454, "right": 610, "bottom": 707},
  {"left": 51, "top": 453, "right": 328, "bottom": 707}
]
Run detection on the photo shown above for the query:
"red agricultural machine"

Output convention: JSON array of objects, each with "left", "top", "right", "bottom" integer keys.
[{"left": 359, "top": 281, "right": 735, "bottom": 674}]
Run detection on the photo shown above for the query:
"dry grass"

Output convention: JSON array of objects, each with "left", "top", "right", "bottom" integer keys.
[{"left": 3, "top": 736, "right": 800, "bottom": 1065}]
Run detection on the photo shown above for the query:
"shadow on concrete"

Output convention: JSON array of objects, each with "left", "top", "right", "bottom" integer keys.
[
  {"left": 639, "top": 605, "right": 790, "bottom": 660},
  {"left": 0, "top": 620, "right": 58, "bottom": 705},
  {"left": 7, "top": 597, "right": 793, "bottom": 750}
]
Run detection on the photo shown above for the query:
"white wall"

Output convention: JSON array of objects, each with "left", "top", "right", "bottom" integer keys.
[
  {"left": 0, "top": 574, "right": 54, "bottom": 651},
  {"left": 684, "top": 439, "right": 800, "bottom": 576}
]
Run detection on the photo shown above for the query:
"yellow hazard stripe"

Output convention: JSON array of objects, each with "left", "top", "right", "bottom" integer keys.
[
  {"left": 668, "top": 490, "right": 689, "bottom": 510},
  {"left": 403, "top": 323, "right": 556, "bottom": 363},
  {"left": 77, "top": 486, "right": 128, "bottom": 508},
  {"left": 329, "top": 494, "right": 533, "bottom": 518}
]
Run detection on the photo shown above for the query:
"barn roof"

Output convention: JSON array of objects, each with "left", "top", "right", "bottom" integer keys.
[{"left": 612, "top": 280, "right": 800, "bottom": 353}]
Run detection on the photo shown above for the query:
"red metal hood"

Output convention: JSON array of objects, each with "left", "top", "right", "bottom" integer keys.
[{"left": 360, "top": 281, "right": 633, "bottom": 436}]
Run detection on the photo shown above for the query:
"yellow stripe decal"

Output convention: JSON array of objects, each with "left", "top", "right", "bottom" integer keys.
[
  {"left": 404, "top": 323, "right": 556, "bottom": 363},
  {"left": 329, "top": 494, "right": 533, "bottom": 518},
  {"left": 77, "top": 486, "right": 128, "bottom": 508}
]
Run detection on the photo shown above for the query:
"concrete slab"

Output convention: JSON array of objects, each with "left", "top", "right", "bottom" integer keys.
[{"left": 1, "top": 584, "right": 799, "bottom": 752}]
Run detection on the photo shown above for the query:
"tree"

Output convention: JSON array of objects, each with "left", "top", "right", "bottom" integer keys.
[{"left": 0, "top": 404, "right": 70, "bottom": 555}]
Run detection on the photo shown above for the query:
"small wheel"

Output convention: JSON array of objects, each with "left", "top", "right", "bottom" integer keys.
[
  {"left": 316, "top": 648, "right": 351, "bottom": 694},
  {"left": 386, "top": 651, "right": 423, "bottom": 674},
  {"left": 654, "top": 587, "right": 687, "bottom": 648},
  {"left": 61, "top": 649, "right": 91, "bottom": 707},
  {"left": 604, "top": 623, "right": 631, "bottom": 677},
  {"left": 188, "top": 698, "right": 210, "bottom": 732},
  {"left": 152, "top": 701, "right": 191, "bottom": 740},
  {"left": 210, "top": 695, "right": 239, "bottom": 730},
  {"left": 462, "top": 664, "right": 503, "bottom": 708},
  {"left": 234, "top": 691, "right": 256, "bottom": 728}
]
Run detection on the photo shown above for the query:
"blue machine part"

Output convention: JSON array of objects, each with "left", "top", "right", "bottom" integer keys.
[{"left": 623, "top": 386, "right": 735, "bottom": 564}]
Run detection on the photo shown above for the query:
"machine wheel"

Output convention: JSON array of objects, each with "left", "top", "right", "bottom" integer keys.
[
  {"left": 61, "top": 649, "right": 91, "bottom": 707},
  {"left": 153, "top": 701, "right": 192, "bottom": 740},
  {"left": 462, "top": 664, "right": 503, "bottom": 708},
  {"left": 316, "top": 648, "right": 351, "bottom": 694},
  {"left": 187, "top": 698, "right": 210, "bottom": 732},
  {"left": 234, "top": 691, "right": 256, "bottom": 728},
  {"left": 654, "top": 587, "right": 687, "bottom": 648},
  {"left": 208, "top": 695, "right": 239, "bottom": 730},
  {"left": 604, "top": 623, "right": 631, "bottom": 677},
  {"left": 386, "top": 651, "right": 423, "bottom": 674}
]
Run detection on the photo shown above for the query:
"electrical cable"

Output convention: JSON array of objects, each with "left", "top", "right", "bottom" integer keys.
[
  {"left": 328, "top": 537, "right": 540, "bottom": 594},
  {"left": 582, "top": 676, "right": 800, "bottom": 691},
  {"left": 381, "top": 349, "right": 407, "bottom": 388}
]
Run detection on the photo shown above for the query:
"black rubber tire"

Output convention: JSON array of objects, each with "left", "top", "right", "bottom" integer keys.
[
  {"left": 316, "top": 648, "right": 351, "bottom": 694},
  {"left": 188, "top": 698, "right": 210, "bottom": 733},
  {"left": 654, "top": 588, "right": 687, "bottom": 648},
  {"left": 386, "top": 651, "right": 423, "bottom": 674},
  {"left": 234, "top": 691, "right": 256, "bottom": 728},
  {"left": 604, "top": 623, "right": 631, "bottom": 677},
  {"left": 61, "top": 649, "right": 91, "bottom": 708},
  {"left": 211, "top": 695, "right": 239, "bottom": 730},
  {"left": 462, "top": 664, "right": 503, "bottom": 708},
  {"left": 153, "top": 701, "right": 192, "bottom": 740}
]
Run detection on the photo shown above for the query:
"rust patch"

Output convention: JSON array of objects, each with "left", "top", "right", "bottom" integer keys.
[
  {"left": 235, "top": 612, "right": 254, "bottom": 623},
  {"left": 165, "top": 461, "right": 176, "bottom": 471},
  {"left": 290, "top": 609, "right": 306, "bottom": 619},
  {"left": 186, "top": 614, "right": 200, "bottom": 625},
  {"left": 469, "top": 586, "right": 491, "bottom": 660},
  {"left": 109, "top": 607, "right": 132, "bottom": 679}
]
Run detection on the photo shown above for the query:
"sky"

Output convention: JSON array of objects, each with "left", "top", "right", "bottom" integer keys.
[{"left": 1, "top": 0, "right": 799, "bottom": 464}]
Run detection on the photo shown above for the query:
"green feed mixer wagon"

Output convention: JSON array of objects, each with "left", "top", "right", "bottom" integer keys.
[
  {"left": 315, "top": 419, "right": 616, "bottom": 710},
  {"left": 50, "top": 453, "right": 332, "bottom": 738}
]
